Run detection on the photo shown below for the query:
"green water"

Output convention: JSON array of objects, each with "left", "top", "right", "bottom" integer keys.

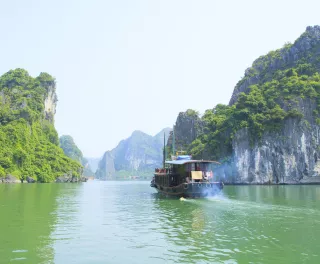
[{"left": 1, "top": 182, "right": 320, "bottom": 263}]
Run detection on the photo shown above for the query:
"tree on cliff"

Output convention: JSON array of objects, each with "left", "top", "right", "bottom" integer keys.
[
  {"left": 187, "top": 25, "right": 320, "bottom": 161},
  {"left": 59, "top": 135, "right": 94, "bottom": 177},
  {"left": 0, "top": 69, "right": 82, "bottom": 182}
]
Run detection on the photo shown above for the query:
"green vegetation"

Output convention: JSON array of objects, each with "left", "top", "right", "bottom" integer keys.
[
  {"left": 59, "top": 135, "right": 83, "bottom": 163},
  {"left": 185, "top": 109, "right": 199, "bottom": 117},
  {"left": 59, "top": 135, "right": 94, "bottom": 177},
  {"left": 190, "top": 63, "right": 320, "bottom": 160},
  {"left": 0, "top": 69, "right": 82, "bottom": 182}
]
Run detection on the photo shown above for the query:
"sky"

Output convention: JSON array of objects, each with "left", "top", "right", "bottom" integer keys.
[{"left": 0, "top": 0, "right": 319, "bottom": 158}]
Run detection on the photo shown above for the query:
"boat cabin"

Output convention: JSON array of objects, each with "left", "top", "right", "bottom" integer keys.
[{"left": 154, "top": 157, "right": 220, "bottom": 188}]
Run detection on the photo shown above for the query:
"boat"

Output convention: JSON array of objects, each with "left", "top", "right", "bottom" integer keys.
[
  {"left": 151, "top": 155, "right": 223, "bottom": 198},
  {"left": 150, "top": 131, "right": 223, "bottom": 198}
]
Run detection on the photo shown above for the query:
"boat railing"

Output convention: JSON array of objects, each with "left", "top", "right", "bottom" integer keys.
[{"left": 155, "top": 168, "right": 166, "bottom": 173}]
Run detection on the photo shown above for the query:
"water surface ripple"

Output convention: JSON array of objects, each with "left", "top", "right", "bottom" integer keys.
[{"left": 1, "top": 182, "right": 320, "bottom": 263}]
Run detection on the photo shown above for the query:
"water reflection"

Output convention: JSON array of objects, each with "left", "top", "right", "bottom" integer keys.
[
  {"left": 0, "top": 184, "right": 58, "bottom": 263},
  {"left": 227, "top": 185, "right": 320, "bottom": 210},
  {"left": 152, "top": 197, "right": 227, "bottom": 263},
  {"left": 2, "top": 182, "right": 320, "bottom": 263},
  {"left": 0, "top": 183, "right": 82, "bottom": 264},
  {"left": 152, "top": 186, "right": 320, "bottom": 264}
]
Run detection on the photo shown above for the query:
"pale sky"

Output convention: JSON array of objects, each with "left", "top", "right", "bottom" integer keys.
[{"left": 0, "top": 0, "right": 319, "bottom": 157}]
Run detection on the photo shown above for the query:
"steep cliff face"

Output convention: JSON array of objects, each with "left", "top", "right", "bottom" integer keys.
[
  {"left": 167, "top": 109, "right": 203, "bottom": 155},
  {"left": 44, "top": 83, "right": 57, "bottom": 123},
  {"left": 0, "top": 69, "right": 82, "bottom": 183},
  {"left": 229, "top": 98, "right": 320, "bottom": 184},
  {"left": 171, "top": 26, "right": 320, "bottom": 184},
  {"left": 229, "top": 26, "right": 320, "bottom": 105},
  {"left": 226, "top": 26, "right": 320, "bottom": 184},
  {"left": 96, "top": 128, "right": 171, "bottom": 180},
  {"left": 85, "top": 157, "right": 100, "bottom": 173},
  {"left": 95, "top": 151, "right": 116, "bottom": 180}
]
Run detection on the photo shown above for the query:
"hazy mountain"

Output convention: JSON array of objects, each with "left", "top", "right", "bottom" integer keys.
[
  {"left": 96, "top": 127, "right": 171, "bottom": 180},
  {"left": 59, "top": 135, "right": 94, "bottom": 177}
]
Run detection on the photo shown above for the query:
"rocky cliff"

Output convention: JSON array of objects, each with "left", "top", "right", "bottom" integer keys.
[
  {"left": 166, "top": 109, "right": 202, "bottom": 156},
  {"left": 172, "top": 26, "right": 320, "bottom": 184},
  {"left": 59, "top": 135, "right": 94, "bottom": 177},
  {"left": 95, "top": 151, "right": 116, "bottom": 180},
  {"left": 96, "top": 128, "right": 171, "bottom": 180},
  {"left": 227, "top": 98, "right": 320, "bottom": 184},
  {"left": 85, "top": 157, "right": 100, "bottom": 173},
  {"left": 229, "top": 26, "right": 320, "bottom": 105},
  {"left": 43, "top": 81, "right": 58, "bottom": 123},
  {"left": 0, "top": 69, "right": 82, "bottom": 183},
  {"left": 228, "top": 26, "right": 320, "bottom": 184}
]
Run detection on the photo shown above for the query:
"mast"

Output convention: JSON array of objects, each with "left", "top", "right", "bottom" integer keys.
[
  {"left": 163, "top": 132, "right": 166, "bottom": 168},
  {"left": 172, "top": 125, "right": 175, "bottom": 157}
]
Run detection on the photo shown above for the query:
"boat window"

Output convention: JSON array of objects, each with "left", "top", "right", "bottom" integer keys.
[{"left": 201, "top": 163, "right": 208, "bottom": 171}]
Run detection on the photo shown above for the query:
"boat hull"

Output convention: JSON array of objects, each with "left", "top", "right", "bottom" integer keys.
[{"left": 151, "top": 182, "right": 223, "bottom": 198}]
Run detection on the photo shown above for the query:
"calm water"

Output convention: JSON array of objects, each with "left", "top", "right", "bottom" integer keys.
[{"left": 1, "top": 182, "right": 320, "bottom": 263}]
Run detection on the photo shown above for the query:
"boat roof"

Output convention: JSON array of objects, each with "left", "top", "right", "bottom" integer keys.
[{"left": 165, "top": 159, "right": 221, "bottom": 165}]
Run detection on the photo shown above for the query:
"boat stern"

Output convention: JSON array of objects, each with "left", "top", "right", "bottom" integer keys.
[{"left": 183, "top": 182, "right": 223, "bottom": 197}]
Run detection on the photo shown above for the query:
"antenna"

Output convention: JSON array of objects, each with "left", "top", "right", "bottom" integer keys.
[
  {"left": 163, "top": 132, "right": 166, "bottom": 168},
  {"left": 172, "top": 125, "right": 175, "bottom": 157}
]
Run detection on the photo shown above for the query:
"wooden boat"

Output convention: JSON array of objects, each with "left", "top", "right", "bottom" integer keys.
[{"left": 150, "top": 155, "right": 223, "bottom": 198}]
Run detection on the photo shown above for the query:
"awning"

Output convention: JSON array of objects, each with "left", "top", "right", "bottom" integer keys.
[{"left": 165, "top": 159, "right": 220, "bottom": 165}]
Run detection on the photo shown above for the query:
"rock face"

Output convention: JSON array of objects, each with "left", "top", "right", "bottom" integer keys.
[
  {"left": 95, "top": 151, "right": 116, "bottom": 180},
  {"left": 0, "top": 175, "right": 19, "bottom": 183},
  {"left": 96, "top": 128, "right": 171, "bottom": 180},
  {"left": 170, "top": 26, "right": 320, "bottom": 184},
  {"left": 55, "top": 173, "right": 87, "bottom": 183},
  {"left": 26, "top": 176, "right": 36, "bottom": 183},
  {"left": 224, "top": 26, "right": 320, "bottom": 184},
  {"left": 85, "top": 157, "right": 100, "bottom": 173},
  {"left": 229, "top": 26, "right": 320, "bottom": 105},
  {"left": 44, "top": 83, "right": 58, "bottom": 123},
  {"left": 167, "top": 110, "right": 203, "bottom": 154},
  {"left": 229, "top": 98, "right": 320, "bottom": 184}
]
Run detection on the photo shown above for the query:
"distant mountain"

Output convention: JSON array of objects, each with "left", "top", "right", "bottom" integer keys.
[
  {"left": 96, "top": 127, "right": 171, "bottom": 180},
  {"left": 153, "top": 127, "right": 172, "bottom": 145},
  {"left": 85, "top": 157, "right": 100, "bottom": 173},
  {"left": 59, "top": 135, "right": 94, "bottom": 177}
]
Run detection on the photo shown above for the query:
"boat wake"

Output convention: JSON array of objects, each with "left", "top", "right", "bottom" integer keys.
[
  {"left": 202, "top": 193, "right": 320, "bottom": 218},
  {"left": 178, "top": 192, "right": 228, "bottom": 203}
]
